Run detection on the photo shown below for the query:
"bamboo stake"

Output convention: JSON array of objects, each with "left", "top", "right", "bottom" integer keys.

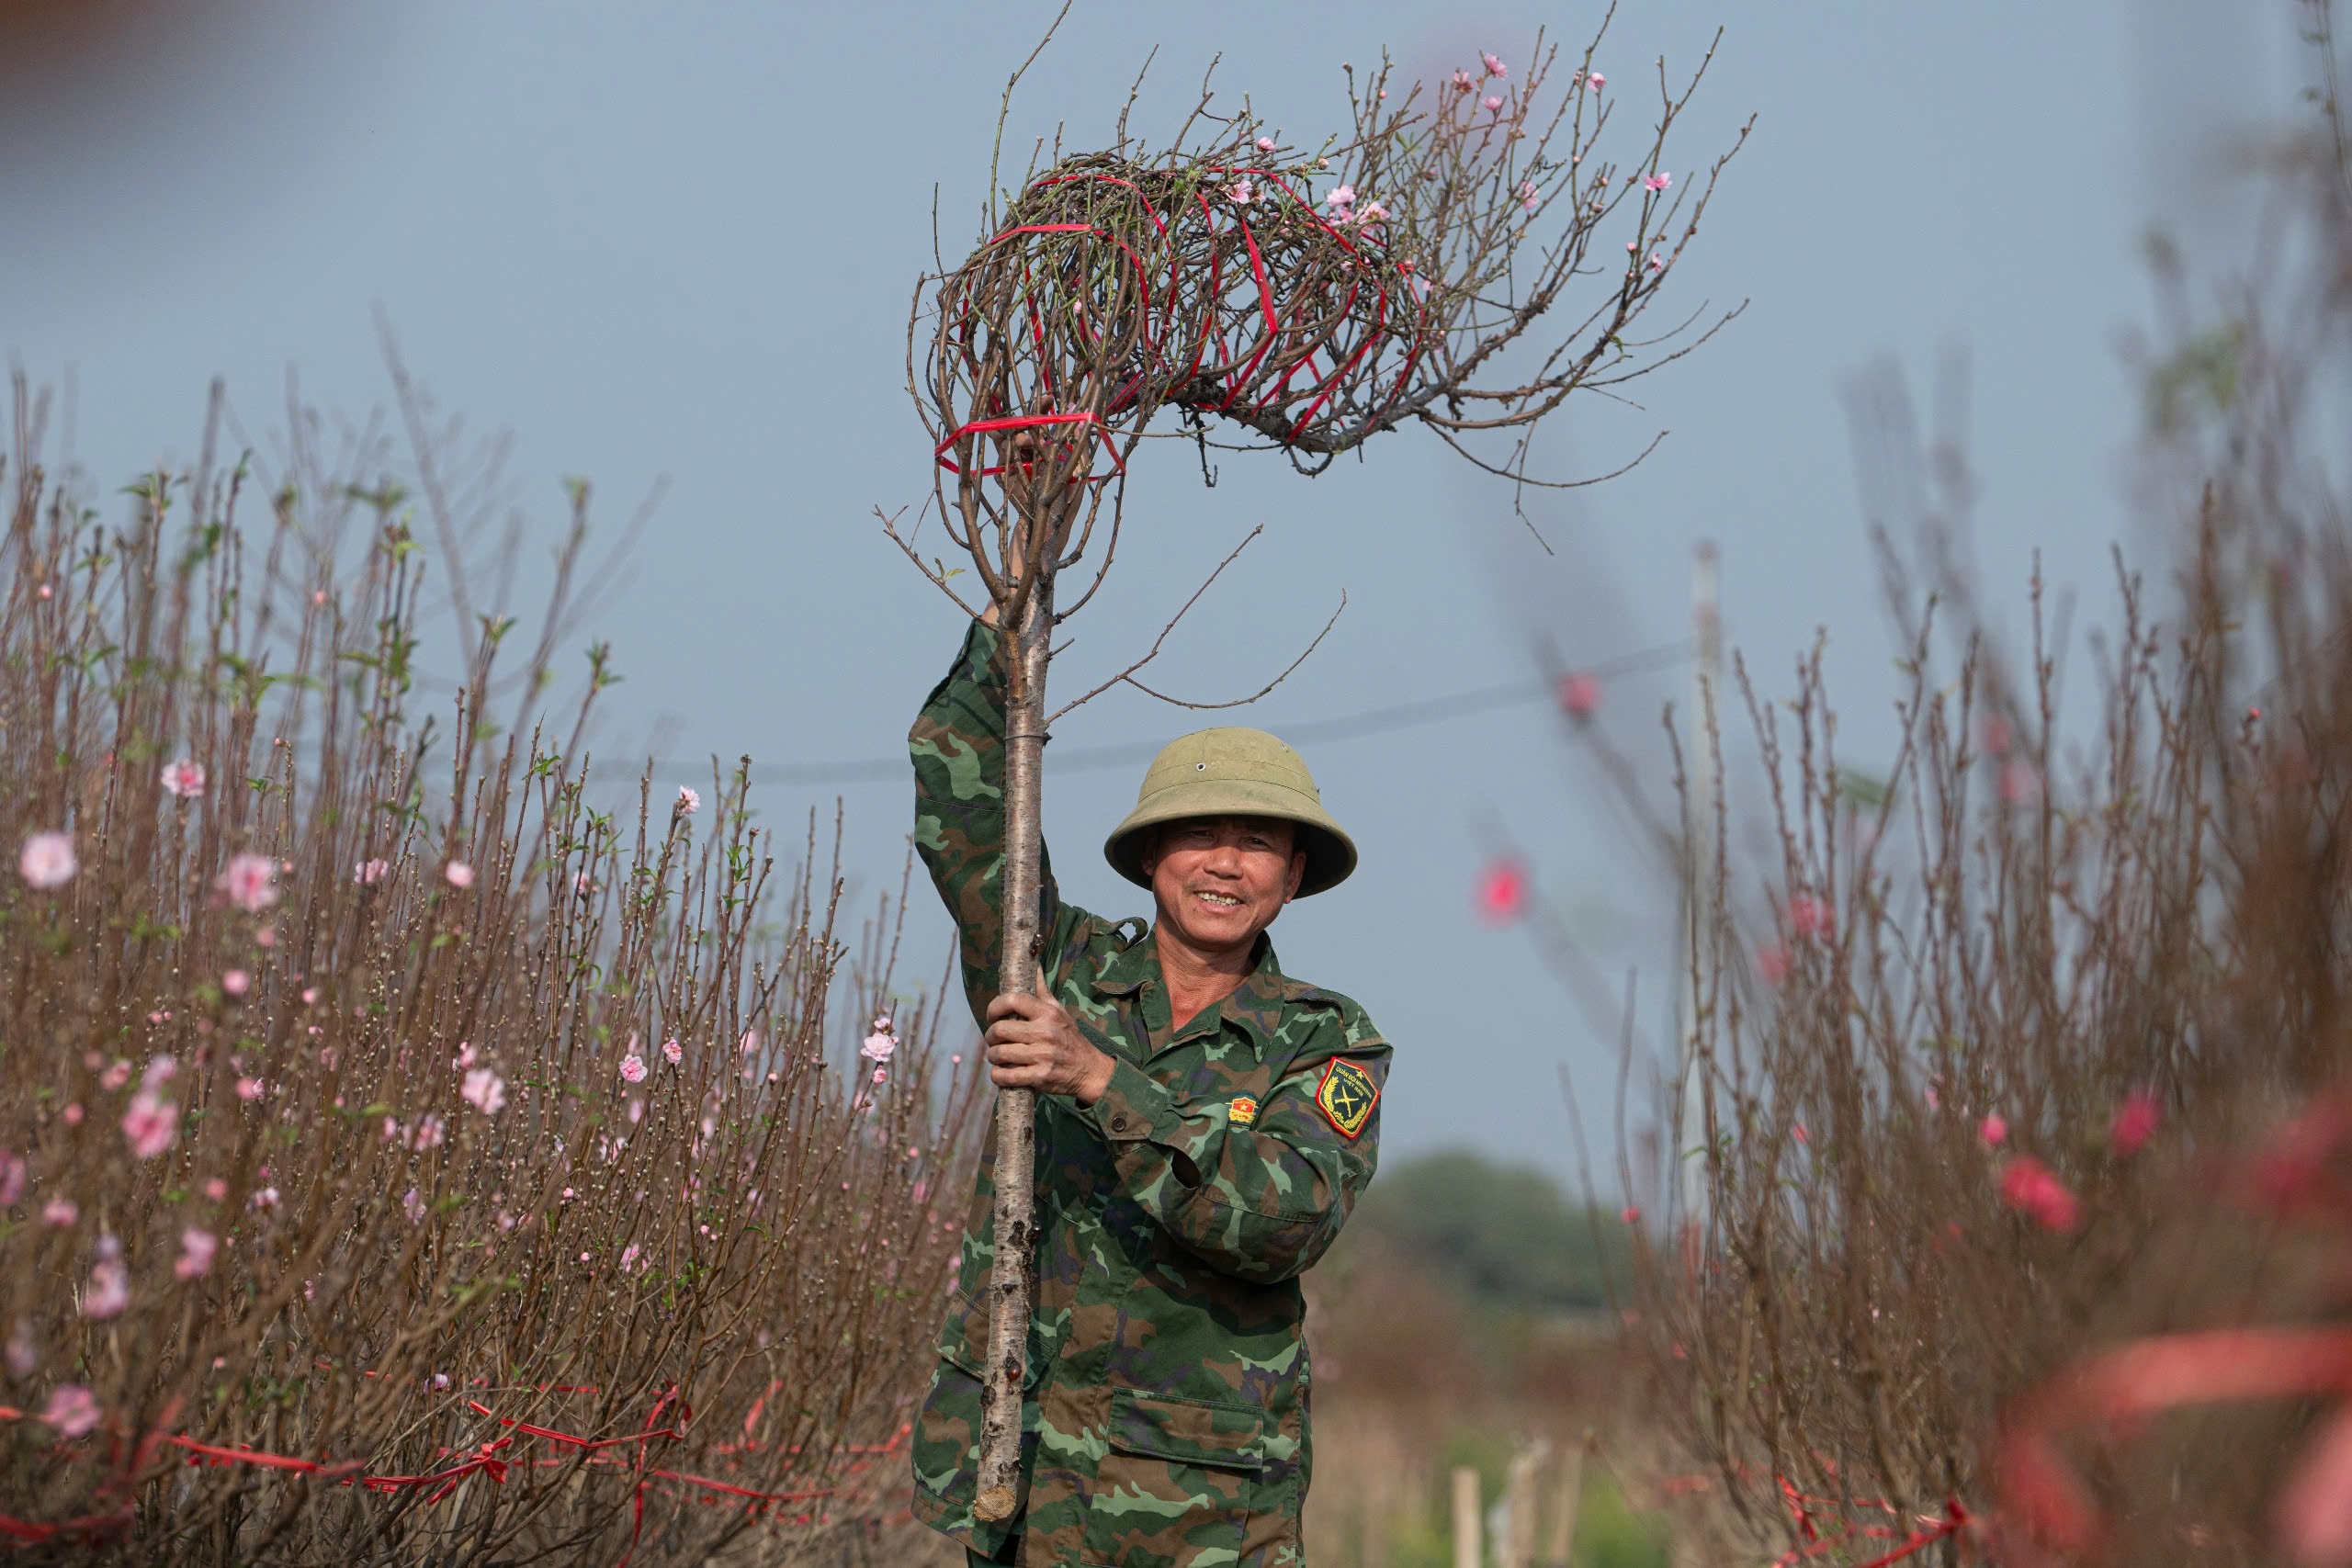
[
  {"left": 1501, "top": 1439, "right": 1548, "bottom": 1568},
  {"left": 1453, "top": 1466, "right": 1483, "bottom": 1568},
  {"left": 1543, "top": 1441, "right": 1587, "bottom": 1567},
  {"left": 972, "top": 564, "right": 1055, "bottom": 1524}
]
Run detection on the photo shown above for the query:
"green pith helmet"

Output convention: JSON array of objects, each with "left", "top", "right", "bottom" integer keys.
[{"left": 1102, "top": 728, "right": 1357, "bottom": 897}]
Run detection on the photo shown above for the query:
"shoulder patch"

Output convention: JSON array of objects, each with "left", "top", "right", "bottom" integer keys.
[
  {"left": 1227, "top": 1096, "right": 1259, "bottom": 1127},
  {"left": 1313, "top": 1058, "right": 1380, "bottom": 1140}
]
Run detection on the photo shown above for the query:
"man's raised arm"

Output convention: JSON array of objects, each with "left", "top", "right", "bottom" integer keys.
[{"left": 910, "top": 618, "right": 1072, "bottom": 1023}]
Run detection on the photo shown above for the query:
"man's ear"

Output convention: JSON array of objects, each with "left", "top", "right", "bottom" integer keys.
[{"left": 1283, "top": 849, "right": 1307, "bottom": 903}]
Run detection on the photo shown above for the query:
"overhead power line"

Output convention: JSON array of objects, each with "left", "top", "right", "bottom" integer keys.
[{"left": 649, "top": 637, "right": 1692, "bottom": 788}]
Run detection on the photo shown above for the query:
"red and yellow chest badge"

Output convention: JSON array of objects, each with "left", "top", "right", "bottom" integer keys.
[
  {"left": 1227, "top": 1096, "right": 1259, "bottom": 1127},
  {"left": 1314, "top": 1059, "right": 1380, "bottom": 1140}
]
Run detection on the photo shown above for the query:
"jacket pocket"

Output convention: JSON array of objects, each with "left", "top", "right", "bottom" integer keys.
[
  {"left": 936, "top": 1289, "right": 989, "bottom": 1376},
  {"left": 1083, "top": 1390, "right": 1266, "bottom": 1567}
]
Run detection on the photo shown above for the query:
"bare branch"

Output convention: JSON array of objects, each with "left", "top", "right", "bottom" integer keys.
[
  {"left": 1046, "top": 524, "right": 1266, "bottom": 722},
  {"left": 1121, "top": 591, "right": 1346, "bottom": 715}
]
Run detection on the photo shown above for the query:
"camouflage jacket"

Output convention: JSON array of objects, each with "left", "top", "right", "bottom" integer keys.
[{"left": 908, "top": 620, "right": 1390, "bottom": 1568}]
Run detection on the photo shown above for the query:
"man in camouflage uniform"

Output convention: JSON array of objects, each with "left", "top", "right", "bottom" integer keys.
[{"left": 908, "top": 609, "right": 1390, "bottom": 1567}]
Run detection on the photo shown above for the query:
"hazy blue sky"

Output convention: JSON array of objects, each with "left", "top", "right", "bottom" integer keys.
[{"left": 1, "top": 2, "right": 2301, "bottom": 1191}]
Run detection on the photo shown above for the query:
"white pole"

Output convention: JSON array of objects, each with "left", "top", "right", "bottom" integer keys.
[
  {"left": 1678, "top": 542, "right": 1721, "bottom": 1235},
  {"left": 1453, "top": 1466, "right": 1483, "bottom": 1568}
]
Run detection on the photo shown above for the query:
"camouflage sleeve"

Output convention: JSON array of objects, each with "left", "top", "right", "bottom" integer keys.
[
  {"left": 910, "top": 618, "right": 1080, "bottom": 1024},
  {"left": 1071, "top": 1009, "right": 1387, "bottom": 1283}
]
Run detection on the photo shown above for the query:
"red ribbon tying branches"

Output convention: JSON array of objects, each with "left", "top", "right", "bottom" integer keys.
[
  {"left": 1768, "top": 1481, "right": 1970, "bottom": 1568},
  {"left": 0, "top": 1393, "right": 909, "bottom": 1560},
  {"left": 933, "top": 411, "right": 1125, "bottom": 484},
  {"left": 934, "top": 160, "right": 1434, "bottom": 489}
]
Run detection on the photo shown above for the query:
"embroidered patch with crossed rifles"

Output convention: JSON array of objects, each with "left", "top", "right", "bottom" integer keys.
[
  {"left": 1313, "top": 1058, "right": 1379, "bottom": 1140},
  {"left": 1227, "top": 1096, "right": 1260, "bottom": 1127}
]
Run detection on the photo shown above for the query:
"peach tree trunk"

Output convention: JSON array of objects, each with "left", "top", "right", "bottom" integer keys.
[{"left": 973, "top": 567, "right": 1053, "bottom": 1523}]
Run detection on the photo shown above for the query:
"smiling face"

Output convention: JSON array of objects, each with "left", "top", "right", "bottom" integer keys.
[{"left": 1143, "top": 815, "right": 1307, "bottom": 964}]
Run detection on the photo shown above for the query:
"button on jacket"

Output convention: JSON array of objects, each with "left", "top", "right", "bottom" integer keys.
[{"left": 908, "top": 621, "right": 1390, "bottom": 1568}]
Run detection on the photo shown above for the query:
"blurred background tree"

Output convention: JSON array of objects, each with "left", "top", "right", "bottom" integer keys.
[{"left": 1351, "top": 1149, "right": 1632, "bottom": 1320}]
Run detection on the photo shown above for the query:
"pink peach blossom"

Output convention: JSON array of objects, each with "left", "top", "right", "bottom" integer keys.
[
  {"left": 1227, "top": 177, "right": 1255, "bottom": 205},
  {"left": 1557, "top": 671, "right": 1600, "bottom": 719},
  {"left": 662, "top": 1038, "right": 683, "bottom": 1066},
  {"left": 1643, "top": 172, "right": 1672, "bottom": 193},
  {"left": 18, "top": 831, "right": 76, "bottom": 889},
  {"left": 1482, "top": 95, "right": 1504, "bottom": 112},
  {"left": 1520, "top": 180, "right": 1540, "bottom": 214},
  {"left": 619, "top": 1055, "right": 648, "bottom": 1084},
  {"left": 2110, "top": 1089, "right": 2161, "bottom": 1156},
  {"left": 0, "top": 1156, "right": 19, "bottom": 1208},
  {"left": 461, "top": 1068, "right": 507, "bottom": 1115},
  {"left": 1586, "top": 71, "right": 1605, "bottom": 90},
  {"left": 160, "top": 759, "right": 206, "bottom": 798},
  {"left": 121, "top": 1091, "right": 178, "bottom": 1159},
  {"left": 1325, "top": 184, "right": 1356, "bottom": 210},
  {"left": 354, "top": 858, "right": 389, "bottom": 886},
  {"left": 236, "top": 1077, "right": 264, "bottom": 1101},
  {"left": 443, "top": 860, "right": 474, "bottom": 889},
  {"left": 1481, "top": 51, "right": 1507, "bottom": 78},
  {"left": 42, "top": 1384, "right": 99, "bottom": 1439},
  {"left": 83, "top": 1240, "right": 129, "bottom": 1319},
  {"left": 1980, "top": 1112, "right": 2009, "bottom": 1146},
  {"left": 42, "top": 1198, "right": 76, "bottom": 1226},
  {"left": 221, "top": 969, "right": 250, "bottom": 998},
  {"left": 1998, "top": 1156, "right": 2080, "bottom": 1233},
  {"left": 1255, "top": 135, "right": 1276, "bottom": 152},
  {"left": 1476, "top": 859, "right": 1528, "bottom": 923},
  {"left": 1787, "top": 894, "right": 1834, "bottom": 941},
  {"left": 175, "top": 1228, "right": 218, "bottom": 1280},
  {"left": 1451, "top": 69, "right": 1473, "bottom": 92},
  {"left": 216, "top": 852, "right": 277, "bottom": 912},
  {"left": 676, "top": 786, "right": 701, "bottom": 816}
]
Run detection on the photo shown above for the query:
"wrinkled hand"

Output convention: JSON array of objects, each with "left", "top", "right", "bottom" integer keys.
[{"left": 984, "top": 989, "right": 1115, "bottom": 1106}]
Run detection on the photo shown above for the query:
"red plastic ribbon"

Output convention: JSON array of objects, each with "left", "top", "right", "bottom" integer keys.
[
  {"left": 1996, "top": 1325, "right": 2352, "bottom": 1554},
  {"left": 933, "top": 410, "right": 1125, "bottom": 484},
  {"left": 944, "top": 164, "right": 1430, "bottom": 468},
  {"left": 0, "top": 1387, "right": 899, "bottom": 1556}
]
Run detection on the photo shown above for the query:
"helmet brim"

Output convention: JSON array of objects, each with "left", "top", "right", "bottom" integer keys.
[{"left": 1102, "top": 777, "right": 1357, "bottom": 897}]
